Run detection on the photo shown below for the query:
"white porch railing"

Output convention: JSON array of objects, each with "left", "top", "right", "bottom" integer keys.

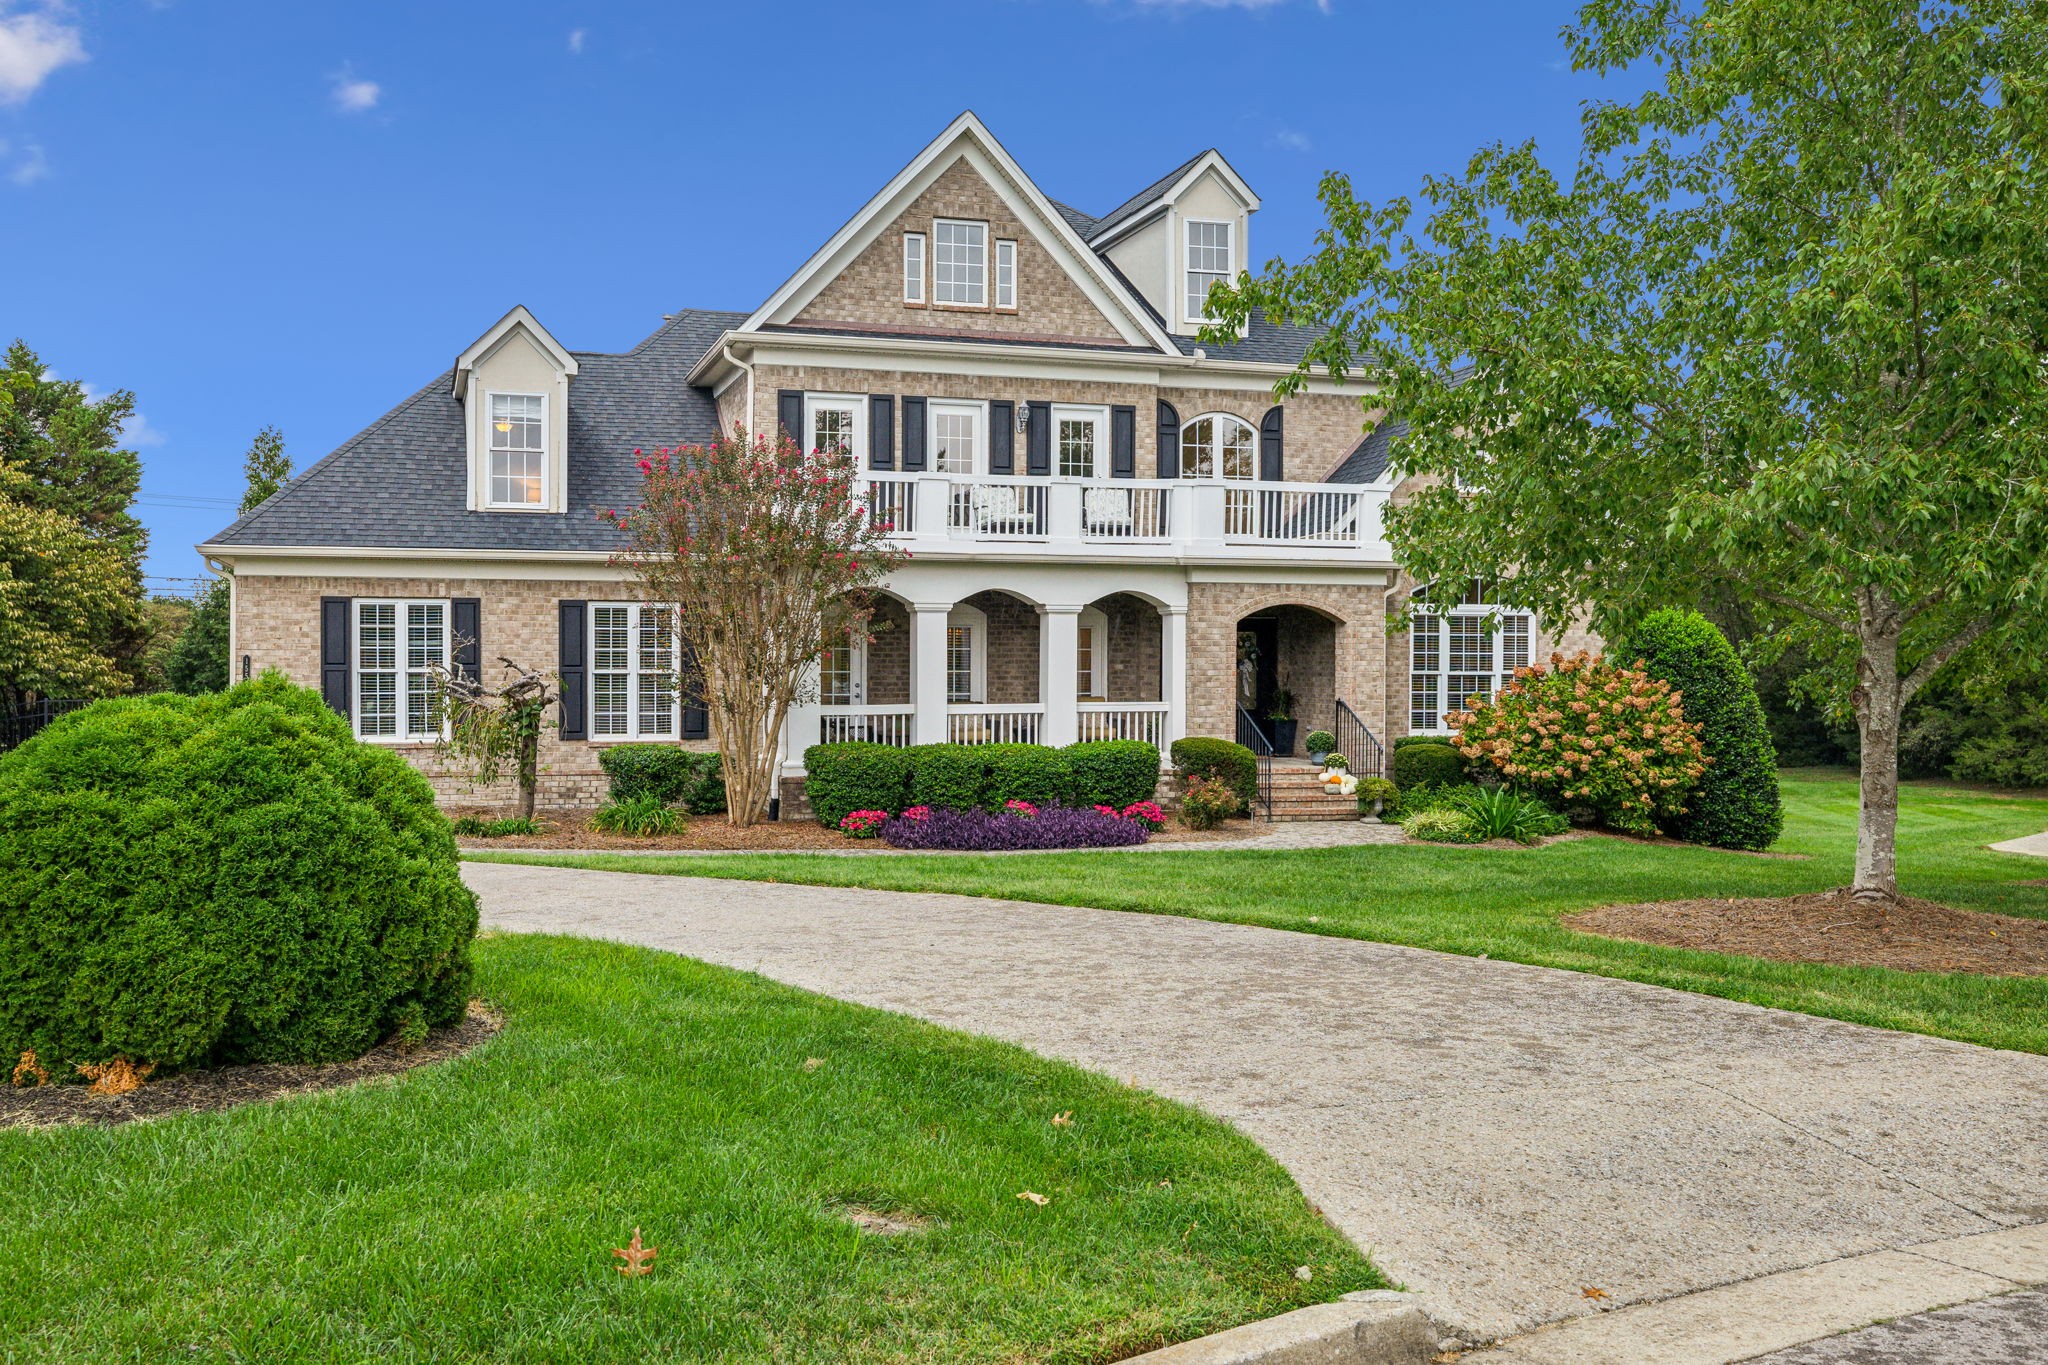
[
  {"left": 859, "top": 471, "right": 1386, "bottom": 558},
  {"left": 946, "top": 704, "right": 1043, "bottom": 745},
  {"left": 818, "top": 705, "right": 914, "bottom": 747},
  {"left": 1076, "top": 702, "right": 1169, "bottom": 747}
]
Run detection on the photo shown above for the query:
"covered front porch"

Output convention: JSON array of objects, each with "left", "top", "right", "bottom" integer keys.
[{"left": 784, "top": 582, "right": 1187, "bottom": 765}]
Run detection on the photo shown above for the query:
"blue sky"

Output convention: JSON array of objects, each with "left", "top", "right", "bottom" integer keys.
[{"left": 1, "top": 0, "right": 1603, "bottom": 587}]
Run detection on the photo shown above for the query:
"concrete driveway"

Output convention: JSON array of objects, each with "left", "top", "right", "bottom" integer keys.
[{"left": 463, "top": 861, "right": 2048, "bottom": 1346}]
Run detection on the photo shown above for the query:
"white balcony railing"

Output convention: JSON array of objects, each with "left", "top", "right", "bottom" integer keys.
[
  {"left": 946, "top": 704, "right": 1043, "bottom": 745},
  {"left": 818, "top": 704, "right": 914, "bottom": 747},
  {"left": 860, "top": 472, "right": 1387, "bottom": 559},
  {"left": 1076, "top": 702, "right": 1169, "bottom": 747}
]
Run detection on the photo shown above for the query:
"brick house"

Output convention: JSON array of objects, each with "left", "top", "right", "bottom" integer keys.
[{"left": 202, "top": 113, "right": 1582, "bottom": 816}]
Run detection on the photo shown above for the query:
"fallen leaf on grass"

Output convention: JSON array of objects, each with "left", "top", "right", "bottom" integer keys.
[
  {"left": 1016, "top": 1191, "right": 1049, "bottom": 1206},
  {"left": 614, "top": 1228, "right": 657, "bottom": 1276},
  {"left": 802, "top": 1057, "right": 824, "bottom": 1072},
  {"left": 1294, "top": 1265, "right": 1313, "bottom": 1281},
  {"left": 1051, "top": 1111, "right": 1072, "bottom": 1127}
]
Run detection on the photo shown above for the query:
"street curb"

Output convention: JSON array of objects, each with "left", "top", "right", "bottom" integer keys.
[{"left": 1123, "top": 1291, "right": 1436, "bottom": 1364}]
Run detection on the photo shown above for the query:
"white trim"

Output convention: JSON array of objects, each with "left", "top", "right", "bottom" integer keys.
[
  {"left": 931, "top": 217, "right": 989, "bottom": 308},
  {"left": 1183, "top": 218, "right": 1234, "bottom": 326},
  {"left": 588, "top": 601, "right": 683, "bottom": 741},
  {"left": 802, "top": 392, "right": 868, "bottom": 464},
  {"left": 733, "top": 112, "right": 1182, "bottom": 354},
  {"left": 483, "top": 389, "right": 549, "bottom": 509},
  {"left": 927, "top": 398, "right": 988, "bottom": 474},
  {"left": 994, "top": 238, "right": 1017, "bottom": 311},
  {"left": 452, "top": 305, "right": 579, "bottom": 397},
  {"left": 1178, "top": 410, "right": 1258, "bottom": 481},
  {"left": 1050, "top": 403, "right": 1109, "bottom": 479},
  {"left": 1075, "top": 605, "right": 1108, "bottom": 700},
  {"left": 945, "top": 601, "right": 988, "bottom": 703},
  {"left": 902, "top": 231, "right": 926, "bottom": 304},
  {"left": 351, "top": 597, "right": 450, "bottom": 743},
  {"left": 1087, "top": 149, "right": 1261, "bottom": 251},
  {"left": 1408, "top": 596, "right": 1535, "bottom": 735}
]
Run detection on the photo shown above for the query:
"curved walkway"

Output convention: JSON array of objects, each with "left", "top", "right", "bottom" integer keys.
[{"left": 463, "top": 862, "right": 2048, "bottom": 1347}]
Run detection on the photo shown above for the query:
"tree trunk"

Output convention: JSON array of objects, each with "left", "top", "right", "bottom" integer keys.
[
  {"left": 516, "top": 731, "right": 538, "bottom": 822},
  {"left": 1850, "top": 618, "right": 1903, "bottom": 902}
]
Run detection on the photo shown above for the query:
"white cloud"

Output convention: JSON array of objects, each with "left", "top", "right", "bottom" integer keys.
[
  {"left": 1269, "top": 128, "right": 1311, "bottom": 152},
  {"left": 76, "top": 382, "right": 166, "bottom": 447},
  {"left": 0, "top": 1, "right": 86, "bottom": 105},
  {"left": 567, "top": 27, "right": 586, "bottom": 54},
  {"left": 329, "top": 65, "right": 379, "bottom": 114}
]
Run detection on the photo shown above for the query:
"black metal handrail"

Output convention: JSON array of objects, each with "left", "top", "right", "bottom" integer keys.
[
  {"left": 0, "top": 697, "right": 89, "bottom": 753},
  {"left": 1333, "top": 699, "right": 1385, "bottom": 780},
  {"left": 1235, "top": 704, "right": 1275, "bottom": 820}
]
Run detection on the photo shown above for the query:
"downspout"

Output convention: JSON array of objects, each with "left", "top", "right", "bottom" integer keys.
[{"left": 722, "top": 344, "right": 754, "bottom": 439}]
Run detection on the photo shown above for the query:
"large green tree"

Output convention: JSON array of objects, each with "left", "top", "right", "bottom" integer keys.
[
  {"left": 1208, "top": 0, "right": 2048, "bottom": 902},
  {"left": 238, "top": 424, "right": 291, "bottom": 514},
  {"left": 164, "top": 578, "right": 230, "bottom": 695},
  {"left": 0, "top": 459, "right": 136, "bottom": 704}
]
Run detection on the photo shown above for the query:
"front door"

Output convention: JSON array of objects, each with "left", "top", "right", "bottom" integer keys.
[{"left": 1236, "top": 619, "right": 1278, "bottom": 721}]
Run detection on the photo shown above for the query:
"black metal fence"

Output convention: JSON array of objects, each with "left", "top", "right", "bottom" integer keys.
[
  {"left": 1333, "top": 699, "right": 1386, "bottom": 780},
  {"left": 0, "top": 698, "right": 89, "bottom": 753}
]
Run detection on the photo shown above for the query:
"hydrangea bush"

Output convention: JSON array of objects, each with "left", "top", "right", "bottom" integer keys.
[
  {"left": 1450, "top": 651, "right": 1707, "bottom": 835},
  {"left": 881, "top": 804, "right": 1150, "bottom": 851}
]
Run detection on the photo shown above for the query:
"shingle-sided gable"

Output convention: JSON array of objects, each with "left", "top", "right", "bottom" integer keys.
[{"left": 203, "top": 309, "right": 745, "bottom": 554}]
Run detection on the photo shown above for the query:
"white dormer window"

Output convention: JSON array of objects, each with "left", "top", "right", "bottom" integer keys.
[
  {"left": 488, "top": 393, "right": 546, "bottom": 506},
  {"left": 994, "top": 239, "right": 1016, "bottom": 310},
  {"left": 903, "top": 232, "right": 926, "bottom": 304},
  {"left": 933, "top": 219, "right": 987, "bottom": 306},
  {"left": 1185, "top": 219, "right": 1234, "bottom": 323}
]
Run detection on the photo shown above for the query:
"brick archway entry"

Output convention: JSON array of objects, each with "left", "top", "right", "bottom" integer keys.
[
  {"left": 1235, "top": 605, "right": 1337, "bottom": 756},
  {"left": 1185, "top": 583, "right": 1388, "bottom": 749}
]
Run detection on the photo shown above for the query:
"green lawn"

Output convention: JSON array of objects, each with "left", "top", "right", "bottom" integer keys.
[
  {"left": 472, "top": 773, "right": 2048, "bottom": 1055},
  {"left": 0, "top": 935, "right": 1378, "bottom": 1364}
]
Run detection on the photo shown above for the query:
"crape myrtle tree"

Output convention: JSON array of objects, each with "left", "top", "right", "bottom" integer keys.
[
  {"left": 1204, "top": 0, "right": 2048, "bottom": 902},
  {"left": 606, "top": 429, "right": 906, "bottom": 826}
]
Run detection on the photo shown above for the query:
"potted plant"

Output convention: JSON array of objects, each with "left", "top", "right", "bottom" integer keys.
[
  {"left": 1304, "top": 729, "right": 1336, "bottom": 765},
  {"left": 1267, "top": 688, "right": 1298, "bottom": 756},
  {"left": 1354, "top": 776, "right": 1398, "bottom": 821}
]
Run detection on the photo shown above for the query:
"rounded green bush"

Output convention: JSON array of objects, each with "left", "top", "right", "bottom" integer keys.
[
  {"left": 0, "top": 675, "right": 477, "bottom": 1075},
  {"left": 1169, "top": 737, "right": 1259, "bottom": 809},
  {"left": 598, "top": 743, "right": 697, "bottom": 806},
  {"left": 1392, "top": 741, "right": 1465, "bottom": 789},
  {"left": 1064, "top": 740, "right": 1162, "bottom": 810},
  {"left": 905, "top": 743, "right": 984, "bottom": 812},
  {"left": 978, "top": 743, "right": 1073, "bottom": 810},
  {"left": 1618, "top": 609, "right": 1783, "bottom": 850},
  {"left": 802, "top": 742, "right": 912, "bottom": 826}
]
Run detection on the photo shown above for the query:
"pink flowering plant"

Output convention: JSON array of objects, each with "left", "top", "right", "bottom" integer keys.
[
  {"left": 1120, "top": 800, "right": 1167, "bottom": 830},
  {"left": 1449, "top": 651, "right": 1707, "bottom": 835},
  {"left": 606, "top": 429, "right": 906, "bottom": 826},
  {"left": 900, "top": 805, "right": 933, "bottom": 822},
  {"left": 839, "top": 809, "right": 889, "bottom": 839},
  {"left": 1002, "top": 799, "right": 1039, "bottom": 818}
]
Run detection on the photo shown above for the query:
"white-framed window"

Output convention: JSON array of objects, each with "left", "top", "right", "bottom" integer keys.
[
  {"left": 994, "top": 238, "right": 1017, "bottom": 310},
  {"left": 933, "top": 218, "right": 987, "bottom": 307},
  {"left": 1408, "top": 581, "right": 1533, "bottom": 734},
  {"left": 1179, "top": 413, "right": 1257, "bottom": 480},
  {"left": 591, "top": 603, "right": 681, "bottom": 740},
  {"left": 1076, "top": 605, "right": 1109, "bottom": 700},
  {"left": 945, "top": 601, "right": 988, "bottom": 704},
  {"left": 355, "top": 599, "right": 448, "bottom": 741},
  {"left": 804, "top": 393, "right": 867, "bottom": 465},
  {"left": 903, "top": 232, "right": 926, "bottom": 304},
  {"left": 1054, "top": 405, "right": 1103, "bottom": 478},
  {"left": 1184, "top": 219, "right": 1234, "bottom": 323},
  {"left": 487, "top": 392, "right": 546, "bottom": 507},
  {"left": 929, "top": 400, "right": 984, "bottom": 473},
  {"left": 819, "top": 632, "right": 867, "bottom": 706}
]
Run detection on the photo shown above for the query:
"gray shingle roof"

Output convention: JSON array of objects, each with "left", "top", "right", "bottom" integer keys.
[
  {"left": 1084, "top": 151, "right": 1208, "bottom": 242},
  {"left": 1326, "top": 418, "right": 1404, "bottom": 484},
  {"left": 1170, "top": 311, "right": 1326, "bottom": 366},
  {"left": 1049, "top": 199, "right": 1099, "bottom": 238},
  {"left": 205, "top": 309, "right": 746, "bottom": 552},
  {"left": 757, "top": 322, "right": 1155, "bottom": 353}
]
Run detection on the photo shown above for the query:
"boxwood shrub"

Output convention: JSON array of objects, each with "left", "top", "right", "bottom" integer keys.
[
  {"left": 906, "top": 743, "right": 984, "bottom": 812},
  {"left": 600, "top": 744, "right": 727, "bottom": 815},
  {"left": 1064, "top": 739, "right": 1161, "bottom": 810},
  {"left": 802, "top": 742, "right": 912, "bottom": 827},
  {"left": 1168, "top": 737, "right": 1259, "bottom": 810},
  {"left": 0, "top": 675, "right": 477, "bottom": 1075},
  {"left": 979, "top": 743, "right": 1073, "bottom": 810},
  {"left": 1392, "top": 741, "right": 1466, "bottom": 789},
  {"left": 1618, "top": 609, "right": 1783, "bottom": 850}
]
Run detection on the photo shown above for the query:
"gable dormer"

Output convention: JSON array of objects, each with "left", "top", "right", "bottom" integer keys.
[
  {"left": 453, "top": 306, "right": 578, "bottom": 514},
  {"left": 1090, "top": 151, "right": 1259, "bottom": 338}
]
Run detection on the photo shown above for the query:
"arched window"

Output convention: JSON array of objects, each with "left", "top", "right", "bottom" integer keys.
[
  {"left": 1179, "top": 414, "right": 1257, "bottom": 481},
  {"left": 1408, "top": 580, "right": 1534, "bottom": 734}
]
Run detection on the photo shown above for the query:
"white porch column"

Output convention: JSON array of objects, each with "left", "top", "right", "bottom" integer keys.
[
  {"left": 1039, "top": 604, "right": 1083, "bottom": 748},
  {"left": 783, "top": 659, "right": 823, "bottom": 776},
  {"left": 1162, "top": 604, "right": 1189, "bottom": 751},
  {"left": 911, "top": 601, "right": 952, "bottom": 746}
]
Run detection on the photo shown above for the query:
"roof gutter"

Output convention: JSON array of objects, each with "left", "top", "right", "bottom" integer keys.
[{"left": 721, "top": 344, "right": 754, "bottom": 438}]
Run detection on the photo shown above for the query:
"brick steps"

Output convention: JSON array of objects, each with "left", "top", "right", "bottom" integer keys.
[{"left": 1264, "top": 769, "right": 1364, "bottom": 822}]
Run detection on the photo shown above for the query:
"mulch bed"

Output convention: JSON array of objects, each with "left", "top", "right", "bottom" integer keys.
[
  {"left": 1565, "top": 890, "right": 2048, "bottom": 976},
  {"left": 457, "top": 813, "right": 1263, "bottom": 852},
  {"left": 2, "top": 1001, "right": 503, "bottom": 1130}
]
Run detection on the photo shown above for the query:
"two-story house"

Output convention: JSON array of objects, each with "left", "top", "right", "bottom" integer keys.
[{"left": 201, "top": 113, "right": 1579, "bottom": 816}]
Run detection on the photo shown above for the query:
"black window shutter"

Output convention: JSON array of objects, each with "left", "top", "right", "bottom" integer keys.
[
  {"left": 680, "top": 636, "right": 709, "bottom": 740},
  {"left": 1260, "top": 405, "right": 1285, "bottom": 482},
  {"left": 777, "top": 390, "right": 805, "bottom": 446},
  {"left": 451, "top": 598, "right": 481, "bottom": 685},
  {"left": 1156, "top": 400, "right": 1181, "bottom": 479},
  {"left": 1025, "top": 401, "right": 1051, "bottom": 476},
  {"left": 320, "top": 597, "right": 351, "bottom": 719},
  {"left": 989, "top": 400, "right": 1014, "bottom": 474},
  {"left": 868, "top": 395, "right": 896, "bottom": 470},
  {"left": 1110, "top": 405, "right": 1136, "bottom": 479},
  {"left": 557, "top": 600, "right": 587, "bottom": 741},
  {"left": 900, "top": 396, "right": 927, "bottom": 471}
]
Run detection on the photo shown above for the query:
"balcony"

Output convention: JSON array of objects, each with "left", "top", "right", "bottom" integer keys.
[{"left": 859, "top": 472, "right": 1391, "bottom": 563}]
